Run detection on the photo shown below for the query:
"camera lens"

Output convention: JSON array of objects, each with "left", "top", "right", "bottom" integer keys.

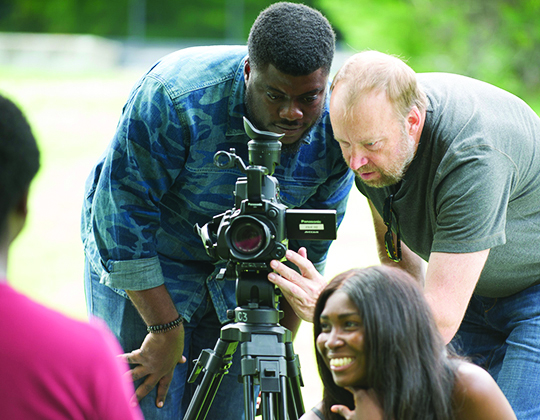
[{"left": 231, "top": 221, "right": 265, "bottom": 254}]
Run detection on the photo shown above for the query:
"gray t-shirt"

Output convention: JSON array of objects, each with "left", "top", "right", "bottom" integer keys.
[{"left": 356, "top": 73, "right": 540, "bottom": 297}]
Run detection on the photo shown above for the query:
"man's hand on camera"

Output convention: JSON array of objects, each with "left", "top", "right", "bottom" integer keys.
[
  {"left": 121, "top": 326, "right": 187, "bottom": 408},
  {"left": 268, "top": 247, "right": 326, "bottom": 322}
]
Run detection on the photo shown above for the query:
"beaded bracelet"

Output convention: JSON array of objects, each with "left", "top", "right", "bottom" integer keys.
[{"left": 147, "top": 315, "right": 184, "bottom": 334}]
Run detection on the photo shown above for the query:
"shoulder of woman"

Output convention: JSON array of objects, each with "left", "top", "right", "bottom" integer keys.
[
  {"left": 454, "top": 361, "right": 497, "bottom": 396},
  {"left": 452, "top": 361, "right": 516, "bottom": 420}
]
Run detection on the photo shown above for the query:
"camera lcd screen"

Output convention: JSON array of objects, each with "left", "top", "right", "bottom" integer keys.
[{"left": 285, "top": 209, "right": 337, "bottom": 240}]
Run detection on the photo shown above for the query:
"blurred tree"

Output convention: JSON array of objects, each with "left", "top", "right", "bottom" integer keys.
[
  {"left": 1, "top": 0, "right": 538, "bottom": 101},
  {"left": 412, "top": 0, "right": 540, "bottom": 99},
  {"left": 317, "top": 0, "right": 540, "bottom": 102},
  {"left": 128, "top": 0, "right": 146, "bottom": 40},
  {"left": 0, "top": 0, "right": 315, "bottom": 41},
  {"left": 0, "top": 0, "right": 130, "bottom": 36}
]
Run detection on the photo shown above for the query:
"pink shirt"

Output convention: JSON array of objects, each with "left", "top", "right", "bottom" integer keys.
[{"left": 0, "top": 282, "right": 143, "bottom": 420}]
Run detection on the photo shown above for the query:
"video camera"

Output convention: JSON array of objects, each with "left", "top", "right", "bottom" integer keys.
[{"left": 195, "top": 117, "right": 336, "bottom": 307}]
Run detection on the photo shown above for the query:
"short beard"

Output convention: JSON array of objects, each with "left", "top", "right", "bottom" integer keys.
[{"left": 357, "top": 125, "right": 417, "bottom": 188}]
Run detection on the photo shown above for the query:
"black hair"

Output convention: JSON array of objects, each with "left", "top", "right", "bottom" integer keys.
[
  {"left": 314, "top": 266, "right": 457, "bottom": 420},
  {"left": 248, "top": 2, "right": 335, "bottom": 76},
  {"left": 0, "top": 94, "right": 40, "bottom": 233}
]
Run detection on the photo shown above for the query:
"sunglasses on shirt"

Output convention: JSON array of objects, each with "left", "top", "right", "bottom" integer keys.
[{"left": 383, "top": 194, "right": 402, "bottom": 262}]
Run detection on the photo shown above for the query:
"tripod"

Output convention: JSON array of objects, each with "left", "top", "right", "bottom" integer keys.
[{"left": 183, "top": 268, "right": 305, "bottom": 420}]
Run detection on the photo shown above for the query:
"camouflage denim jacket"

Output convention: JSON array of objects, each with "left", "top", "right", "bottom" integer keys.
[{"left": 81, "top": 45, "right": 353, "bottom": 323}]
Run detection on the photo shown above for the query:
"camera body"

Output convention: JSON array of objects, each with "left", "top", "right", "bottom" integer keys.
[
  {"left": 213, "top": 174, "right": 288, "bottom": 263},
  {"left": 196, "top": 117, "right": 336, "bottom": 281}
]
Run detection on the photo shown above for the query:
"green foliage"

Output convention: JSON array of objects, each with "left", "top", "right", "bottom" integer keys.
[
  {"left": 318, "top": 0, "right": 418, "bottom": 55},
  {"left": 0, "top": 0, "right": 130, "bottom": 36},
  {"left": 1, "top": 0, "right": 539, "bottom": 103},
  {"left": 0, "top": 0, "right": 291, "bottom": 40},
  {"left": 317, "top": 0, "right": 540, "bottom": 104},
  {"left": 146, "top": 1, "right": 227, "bottom": 39}
]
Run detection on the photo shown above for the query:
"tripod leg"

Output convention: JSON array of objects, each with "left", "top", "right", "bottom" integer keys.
[
  {"left": 263, "top": 378, "right": 288, "bottom": 420},
  {"left": 184, "top": 338, "right": 238, "bottom": 420},
  {"left": 285, "top": 377, "right": 304, "bottom": 420},
  {"left": 278, "top": 376, "right": 288, "bottom": 420},
  {"left": 185, "top": 365, "right": 223, "bottom": 419},
  {"left": 243, "top": 375, "right": 256, "bottom": 420},
  {"left": 260, "top": 392, "right": 272, "bottom": 420},
  {"left": 259, "top": 387, "right": 288, "bottom": 420},
  {"left": 285, "top": 342, "right": 305, "bottom": 419}
]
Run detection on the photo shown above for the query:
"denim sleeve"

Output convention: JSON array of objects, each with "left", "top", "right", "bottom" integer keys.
[
  {"left": 100, "top": 256, "right": 164, "bottom": 290},
  {"left": 91, "top": 76, "right": 186, "bottom": 289}
]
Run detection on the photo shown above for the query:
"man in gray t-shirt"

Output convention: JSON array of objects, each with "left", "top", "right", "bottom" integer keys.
[
  {"left": 357, "top": 71, "right": 540, "bottom": 299},
  {"left": 268, "top": 51, "right": 540, "bottom": 419}
]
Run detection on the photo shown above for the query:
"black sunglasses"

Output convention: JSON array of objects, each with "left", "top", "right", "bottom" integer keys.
[{"left": 383, "top": 194, "right": 402, "bottom": 262}]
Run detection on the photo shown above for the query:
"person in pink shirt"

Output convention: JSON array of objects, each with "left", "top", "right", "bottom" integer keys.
[{"left": 0, "top": 93, "right": 143, "bottom": 420}]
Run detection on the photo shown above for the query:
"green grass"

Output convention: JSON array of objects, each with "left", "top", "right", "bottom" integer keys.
[
  {"left": 1, "top": 66, "right": 140, "bottom": 318},
  {"left": 1, "top": 65, "right": 382, "bottom": 411}
]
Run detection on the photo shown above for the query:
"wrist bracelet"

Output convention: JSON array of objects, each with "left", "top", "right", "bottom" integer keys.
[{"left": 147, "top": 315, "right": 184, "bottom": 334}]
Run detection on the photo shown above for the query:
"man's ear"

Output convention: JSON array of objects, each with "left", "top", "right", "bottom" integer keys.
[
  {"left": 244, "top": 59, "right": 251, "bottom": 84},
  {"left": 407, "top": 106, "right": 423, "bottom": 138},
  {"left": 8, "top": 189, "right": 29, "bottom": 243},
  {"left": 15, "top": 189, "right": 29, "bottom": 218}
]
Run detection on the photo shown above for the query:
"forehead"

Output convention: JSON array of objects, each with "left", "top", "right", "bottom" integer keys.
[
  {"left": 252, "top": 64, "right": 328, "bottom": 95},
  {"left": 321, "top": 290, "right": 358, "bottom": 316},
  {"left": 330, "top": 87, "right": 399, "bottom": 141}
]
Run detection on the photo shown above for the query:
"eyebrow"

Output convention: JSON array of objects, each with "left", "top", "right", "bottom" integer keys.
[
  {"left": 320, "top": 312, "right": 359, "bottom": 320},
  {"left": 336, "top": 136, "right": 386, "bottom": 145},
  {"left": 265, "top": 85, "right": 325, "bottom": 97}
]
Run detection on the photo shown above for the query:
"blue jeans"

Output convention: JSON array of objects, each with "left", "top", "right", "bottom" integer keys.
[
  {"left": 451, "top": 283, "right": 540, "bottom": 420},
  {"left": 84, "top": 260, "right": 248, "bottom": 420}
]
